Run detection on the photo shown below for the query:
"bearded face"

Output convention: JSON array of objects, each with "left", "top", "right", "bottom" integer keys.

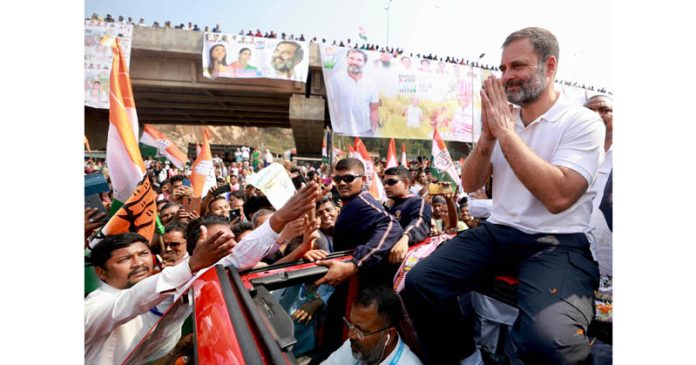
[
  {"left": 346, "top": 51, "right": 366, "bottom": 75},
  {"left": 272, "top": 43, "right": 300, "bottom": 73},
  {"left": 504, "top": 62, "right": 547, "bottom": 106},
  {"left": 350, "top": 334, "right": 388, "bottom": 364}
]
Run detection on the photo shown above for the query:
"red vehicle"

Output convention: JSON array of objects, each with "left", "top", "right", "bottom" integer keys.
[
  {"left": 122, "top": 249, "right": 355, "bottom": 365},
  {"left": 122, "top": 239, "right": 610, "bottom": 364}
]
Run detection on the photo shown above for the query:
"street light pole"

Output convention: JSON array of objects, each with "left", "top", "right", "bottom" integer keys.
[{"left": 385, "top": 0, "right": 393, "bottom": 48}]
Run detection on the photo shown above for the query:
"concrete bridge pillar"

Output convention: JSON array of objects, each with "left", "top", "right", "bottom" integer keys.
[{"left": 288, "top": 95, "right": 326, "bottom": 157}]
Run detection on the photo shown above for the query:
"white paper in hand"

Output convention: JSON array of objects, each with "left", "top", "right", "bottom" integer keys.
[{"left": 245, "top": 163, "right": 297, "bottom": 209}]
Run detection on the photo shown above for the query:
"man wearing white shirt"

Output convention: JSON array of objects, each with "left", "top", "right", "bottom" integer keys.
[
  {"left": 404, "top": 97, "right": 423, "bottom": 129},
  {"left": 241, "top": 145, "right": 250, "bottom": 162},
  {"left": 263, "top": 148, "right": 274, "bottom": 167},
  {"left": 585, "top": 95, "right": 613, "bottom": 280},
  {"left": 401, "top": 28, "right": 605, "bottom": 365},
  {"left": 321, "top": 286, "right": 422, "bottom": 365},
  {"left": 86, "top": 182, "right": 322, "bottom": 364},
  {"left": 328, "top": 49, "right": 380, "bottom": 136},
  {"left": 85, "top": 229, "right": 234, "bottom": 365}
]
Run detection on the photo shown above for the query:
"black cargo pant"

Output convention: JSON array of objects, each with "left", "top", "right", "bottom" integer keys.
[{"left": 401, "top": 222, "right": 599, "bottom": 365}]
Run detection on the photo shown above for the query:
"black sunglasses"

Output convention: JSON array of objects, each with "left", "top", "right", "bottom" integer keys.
[
  {"left": 333, "top": 174, "right": 363, "bottom": 183},
  {"left": 162, "top": 241, "right": 183, "bottom": 249},
  {"left": 383, "top": 178, "right": 401, "bottom": 186}
]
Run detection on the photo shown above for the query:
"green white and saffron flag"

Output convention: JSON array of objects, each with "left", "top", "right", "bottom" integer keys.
[
  {"left": 431, "top": 128, "right": 462, "bottom": 192},
  {"left": 140, "top": 124, "right": 189, "bottom": 170},
  {"left": 89, "top": 37, "right": 158, "bottom": 248},
  {"left": 358, "top": 26, "right": 368, "bottom": 41}
]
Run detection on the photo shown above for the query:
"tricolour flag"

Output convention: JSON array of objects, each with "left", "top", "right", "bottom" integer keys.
[
  {"left": 358, "top": 26, "right": 368, "bottom": 41},
  {"left": 189, "top": 128, "right": 216, "bottom": 212},
  {"left": 401, "top": 143, "right": 407, "bottom": 167},
  {"left": 353, "top": 137, "right": 386, "bottom": 201},
  {"left": 89, "top": 37, "right": 157, "bottom": 248},
  {"left": 322, "top": 133, "right": 328, "bottom": 163},
  {"left": 105, "top": 37, "right": 147, "bottom": 205},
  {"left": 431, "top": 128, "right": 462, "bottom": 193},
  {"left": 140, "top": 124, "right": 189, "bottom": 170},
  {"left": 386, "top": 138, "right": 398, "bottom": 169}
]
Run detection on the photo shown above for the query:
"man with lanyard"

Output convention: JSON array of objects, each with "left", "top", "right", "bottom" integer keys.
[
  {"left": 321, "top": 285, "right": 422, "bottom": 364},
  {"left": 381, "top": 166, "right": 432, "bottom": 264}
]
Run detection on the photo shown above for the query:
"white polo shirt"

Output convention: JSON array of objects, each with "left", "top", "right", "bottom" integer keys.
[
  {"left": 487, "top": 93, "right": 605, "bottom": 234},
  {"left": 328, "top": 71, "right": 379, "bottom": 134}
]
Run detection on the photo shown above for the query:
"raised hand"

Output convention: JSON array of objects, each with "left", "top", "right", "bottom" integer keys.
[
  {"left": 481, "top": 76, "right": 515, "bottom": 139},
  {"left": 270, "top": 182, "right": 322, "bottom": 232},
  {"left": 188, "top": 225, "right": 236, "bottom": 273}
]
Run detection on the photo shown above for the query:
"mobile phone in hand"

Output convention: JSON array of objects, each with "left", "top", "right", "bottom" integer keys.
[{"left": 229, "top": 208, "right": 242, "bottom": 221}]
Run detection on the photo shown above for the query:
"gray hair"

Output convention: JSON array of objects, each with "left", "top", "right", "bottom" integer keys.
[{"left": 502, "top": 27, "right": 559, "bottom": 64}]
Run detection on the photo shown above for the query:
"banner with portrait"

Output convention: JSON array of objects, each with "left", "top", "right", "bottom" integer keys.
[
  {"left": 84, "top": 21, "right": 133, "bottom": 109},
  {"left": 202, "top": 33, "right": 309, "bottom": 82},
  {"left": 321, "top": 45, "right": 488, "bottom": 142},
  {"left": 321, "top": 45, "right": 599, "bottom": 142}
]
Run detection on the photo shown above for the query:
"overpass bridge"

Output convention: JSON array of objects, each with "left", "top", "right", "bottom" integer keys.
[{"left": 85, "top": 27, "right": 329, "bottom": 156}]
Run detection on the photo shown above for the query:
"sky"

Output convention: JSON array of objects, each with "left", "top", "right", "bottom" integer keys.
[{"left": 84, "top": 0, "right": 613, "bottom": 91}]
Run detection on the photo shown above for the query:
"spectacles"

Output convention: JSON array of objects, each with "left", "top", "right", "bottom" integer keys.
[
  {"left": 382, "top": 178, "right": 401, "bottom": 186},
  {"left": 333, "top": 174, "right": 363, "bottom": 184},
  {"left": 342, "top": 316, "right": 390, "bottom": 340},
  {"left": 162, "top": 241, "right": 183, "bottom": 250}
]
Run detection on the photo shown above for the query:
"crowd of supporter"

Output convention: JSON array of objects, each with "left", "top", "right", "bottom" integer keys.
[
  {"left": 83, "top": 25, "right": 613, "bottom": 365},
  {"left": 85, "top": 12, "right": 611, "bottom": 94},
  {"left": 83, "top": 147, "right": 489, "bottom": 361}
]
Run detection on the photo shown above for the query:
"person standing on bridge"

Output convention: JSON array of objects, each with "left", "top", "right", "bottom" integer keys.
[{"left": 328, "top": 49, "right": 380, "bottom": 137}]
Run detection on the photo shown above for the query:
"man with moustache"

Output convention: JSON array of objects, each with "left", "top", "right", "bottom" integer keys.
[
  {"left": 584, "top": 94, "right": 613, "bottom": 283},
  {"left": 86, "top": 183, "right": 321, "bottom": 364},
  {"left": 584, "top": 95, "right": 613, "bottom": 363},
  {"left": 159, "top": 222, "right": 189, "bottom": 267},
  {"left": 382, "top": 166, "right": 432, "bottom": 264},
  {"left": 85, "top": 230, "right": 235, "bottom": 364},
  {"left": 271, "top": 40, "right": 305, "bottom": 80},
  {"left": 321, "top": 286, "right": 422, "bottom": 365},
  {"left": 401, "top": 27, "right": 605, "bottom": 365},
  {"left": 328, "top": 49, "right": 380, "bottom": 136}
]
